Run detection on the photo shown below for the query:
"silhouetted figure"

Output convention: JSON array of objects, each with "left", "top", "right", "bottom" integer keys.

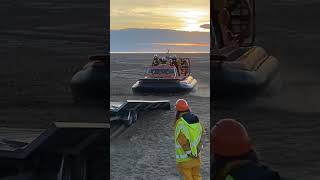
[{"left": 211, "top": 119, "right": 281, "bottom": 180}]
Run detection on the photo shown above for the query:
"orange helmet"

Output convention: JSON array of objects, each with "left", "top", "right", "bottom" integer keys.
[
  {"left": 211, "top": 119, "right": 252, "bottom": 157},
  {"left": 175, "top": 99, "right": 189, "bottom": 112}
]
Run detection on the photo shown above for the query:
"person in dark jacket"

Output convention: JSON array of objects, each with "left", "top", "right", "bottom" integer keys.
[{"left": 210, "top": 119, "right": 281, "bottom": 180}]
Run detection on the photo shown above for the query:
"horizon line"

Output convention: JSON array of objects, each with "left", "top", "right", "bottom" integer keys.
[
  {"left": 110, "top": 28, "right": 209, "bottom": 33},
  {"left": 110, "top": 51, "right": 209, "bottom": 54}
]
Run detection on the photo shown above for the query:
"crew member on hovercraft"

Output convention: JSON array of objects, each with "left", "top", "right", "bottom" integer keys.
[
  {"left": 152, "top": 55, "right": 160, "bottom": 66},
  {"left": 171, "top": 55, "right": 181, "bottom": 76},
  {"left": 160, "top": 57, "right": 168, "bottom": 65},
  {"left": 180, "top": 59, "right": 189, "bottom": 76}
]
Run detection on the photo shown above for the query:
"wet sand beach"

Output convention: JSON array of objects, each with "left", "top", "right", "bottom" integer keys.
[
  {"left": 0, "top": 0, "right": 107, "bottom": 129},
  {"left": 110, "top": 53, "right": 210, "bottom": 179}
]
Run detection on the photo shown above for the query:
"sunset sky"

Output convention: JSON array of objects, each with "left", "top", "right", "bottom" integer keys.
[
  {"left": 111, "top": 0, "right": 209, "bottom": 32},
  {"left": 110, "top": 0, "right": 209, "bottom": 52}
]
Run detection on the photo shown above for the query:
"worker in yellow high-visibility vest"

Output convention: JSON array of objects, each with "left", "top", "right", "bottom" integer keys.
[{"left": 174, "top": 99, "right": 204, "bottom": 180}]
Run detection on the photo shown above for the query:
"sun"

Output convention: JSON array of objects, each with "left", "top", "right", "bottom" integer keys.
[{"left": 175, "top": 9, "right": 209, "bottom": 32}]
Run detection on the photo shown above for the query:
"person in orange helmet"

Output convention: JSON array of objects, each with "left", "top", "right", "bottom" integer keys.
[
  {"left": 210, "top": 119, "right": 281, "bottom": 180},
  {"left": 174, "top": 99, "right": 204, "bottom": 180}
]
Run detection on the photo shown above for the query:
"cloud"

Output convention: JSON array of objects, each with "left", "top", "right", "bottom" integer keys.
[
  {"left": 110, "top": 0, "right": 209, "bottom": 31},
  {"left": 200, "top": 24, "right": 210, "bottom": 29},
  {"left": 152, "top": 42, "right": 209, "bottom": 47},
  {"left": 110, "top": 28, "right": 209, "bottom": 52}
]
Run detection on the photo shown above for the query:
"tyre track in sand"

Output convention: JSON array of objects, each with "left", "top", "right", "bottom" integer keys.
[{"left": 110, "top": 122, "right": 128, "bottom": 141}]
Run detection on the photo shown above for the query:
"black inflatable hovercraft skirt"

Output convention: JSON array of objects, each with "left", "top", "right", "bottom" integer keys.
[{"left": 212, "top": 56, "right": 279, "bottom": 94}]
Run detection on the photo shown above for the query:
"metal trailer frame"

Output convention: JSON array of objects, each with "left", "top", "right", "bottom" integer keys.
[
  {"left": 0, "top": 122, "right": 109, "bottom": 180},
  {"left": 110, "top": 100, "right": 171, "bottom": 126}
]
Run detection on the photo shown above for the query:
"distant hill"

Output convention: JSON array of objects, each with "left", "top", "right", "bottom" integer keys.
[{"left": 110, "top": 28, "right": 209, "bottom": 52}]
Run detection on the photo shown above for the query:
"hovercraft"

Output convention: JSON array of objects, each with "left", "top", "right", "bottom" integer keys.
[
  {"left": 70, "top": 55, "right": 107, "bottom": 102},
  {"left": 211, "top": 0, "right": 279, "bottom": 94},
  {"left": 212, "top": 46, "right": 279, "bottom": 92},
  {"left": 132, "top": 56, "right": 197, "bottom": 93}
]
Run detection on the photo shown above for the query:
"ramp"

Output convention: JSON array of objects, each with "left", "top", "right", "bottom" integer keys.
[
  {"left": 0, "top": 122, "right": 109, "bottom": 180},
  {"left": 111, "top": 100, "right": 170, "bottom": 114},
  {"left": 110, "top": 100, "right": 170, "bottom": 126},
  {"left": 0, "top": 122, "right": 109, "bottom": 159}
]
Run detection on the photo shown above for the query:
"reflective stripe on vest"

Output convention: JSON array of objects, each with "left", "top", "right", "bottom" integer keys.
[
  {"left": 213, "top": 160, "right": 253, "bottom": 180},
  {"left": 225, "top": 175, "right": 235, "bottom": 180},
  {"left": 175, "top": 117, "right": 202, "bottom": 163}
]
